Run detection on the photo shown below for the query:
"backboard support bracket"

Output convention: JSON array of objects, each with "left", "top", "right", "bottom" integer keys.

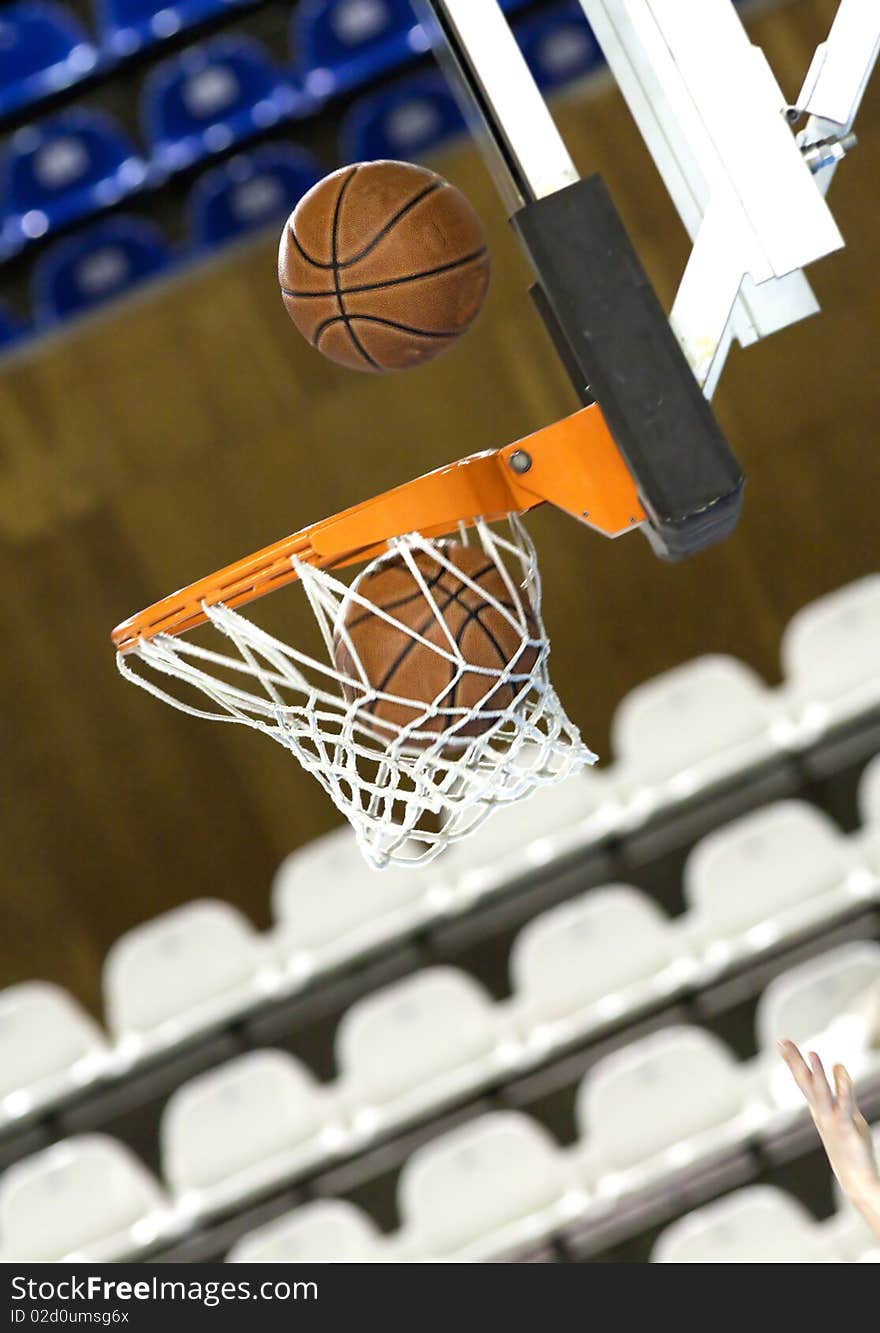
[{"left": 417, "top": 0, "right": 877, "bottom": 559}]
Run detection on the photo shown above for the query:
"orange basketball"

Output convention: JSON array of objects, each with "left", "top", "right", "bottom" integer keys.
[
  {"left": 332, "top": 541, "right": 539, "bottom": 746},
  {"left": 278, "top": 160, "right": 491, "bottom": 373}
]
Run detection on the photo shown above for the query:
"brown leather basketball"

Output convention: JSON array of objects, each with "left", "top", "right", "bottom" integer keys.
[
  {"left": 333, "top": 541, "right": 539, "bottom": 746},
  {"left": 278, "top": 161, "right": 491, "bottom": 373}
]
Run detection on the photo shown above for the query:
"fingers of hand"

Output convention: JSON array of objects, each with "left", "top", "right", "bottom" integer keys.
[
  {"left": 834, "top": 1063, "right": 856, "bottom": 1117},
  {"left": 807, "top": 1050, "right": 834, "bottom": 1115},
  {"left": 778, "top": 1038, "right": 817, "bottom": 1101},
  {"left": 853, "top": 1111, "right": 874, "bottom": 1147}
]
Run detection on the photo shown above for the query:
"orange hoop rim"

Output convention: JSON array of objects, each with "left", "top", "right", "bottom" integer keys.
[{"left": 111, "top": 405, "right": 645, "bottom": 653}]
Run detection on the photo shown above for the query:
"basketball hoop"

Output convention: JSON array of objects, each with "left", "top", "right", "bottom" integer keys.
[
  {"left": 117, "top": 518, "right": 592, "bottom": 869},
  {"left": 112, "top": 405, "right": 639, "bottom": 869}
]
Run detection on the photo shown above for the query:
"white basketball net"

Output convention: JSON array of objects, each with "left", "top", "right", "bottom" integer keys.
[{"left": 117, "top": 517, "right": 595, "bottom": 869}]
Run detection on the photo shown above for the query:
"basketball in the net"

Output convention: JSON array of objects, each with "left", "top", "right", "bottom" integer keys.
[
  {"left": 278, "top": 161, "right": 491, "bottom": 373},
  {"left": 332, "top": 541, "right": 539, "bottom": 746}
]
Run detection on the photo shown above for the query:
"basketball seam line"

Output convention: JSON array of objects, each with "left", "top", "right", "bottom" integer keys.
[
  {"left": 338, "top": 567, "right": 465, "bottom": 708},
  {"left": 289, "top": 178, "right": 444, "bottom": 273},
  {"left": 356, "top": 567, "right": 527, "bottom": 733},
  {"left": 343, "top": 562, "right": 455, "bottom": 634},
  {"left": 448, "top": 602, "right": 488, "bottom": 715},
  {"left": 343, "top": 567, "right": 482, "bottom": 634},
  {"left": 371, "top": 562, "right": 497, "bottom": 700},
  {"left": 280, "top": 247, "right": 488, "bottom": 300},
  {"left": 370, "top": 583, "right": 521, "bottom": 665},
  {"left": 330, "top": 169, "right": 378, "bottom": 370},
  {"left": 314, "top": 312, "right": 463, "bottom": 347},
  {"left": 288, "top": 165, "right": 358, "bottom": 270},
  {"left": 472, "top": 604, "right": 520, "bottom": 672},
  {"left": 448, "top": 600, "right": 523, "bottom": 715}
]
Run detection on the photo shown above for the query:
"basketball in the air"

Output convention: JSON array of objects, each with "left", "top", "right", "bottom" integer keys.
[
  {"left": 278, "top": 161, "right": 491, "bottom": 373},
  {"left": 332, "top": 541, "right": 539, "bottom": 747}
]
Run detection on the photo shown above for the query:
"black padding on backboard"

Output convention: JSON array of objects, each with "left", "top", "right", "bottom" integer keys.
[{"left": 513, "top": 175, "right": 744, "bottom": 559}]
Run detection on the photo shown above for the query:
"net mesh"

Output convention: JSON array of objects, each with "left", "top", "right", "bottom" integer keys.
[{"left": 117, "top": 517, "right": 595, "bottom": 868}]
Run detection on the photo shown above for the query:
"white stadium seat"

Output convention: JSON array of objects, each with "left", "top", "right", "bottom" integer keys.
[
  {"left": 509, "top": 886, "right": 690, "bottom": 1052},
  {"left": 103, "top": 900, "right": 276, "bottom": 1059},
  {"left": 160, "top": 1049, "right": 342, "bottom": 1216},
  {"left": 438, "top": 767, "right": 613, "bottom": 900},
  {"left": 780, "top": 575, "right": 880, "bottom": 730},
  {"left": 575, "top": 1026, "right": 756, "bottom": 1194},
  {"left": 857, "top": 756, "right": 880, "bottom": 876},
  {"left": 682, "top": 801, "right": 868, "bottom": 974},
  {"left": 398, "top": 1111, "right": 580, "bottom": 1261},
  {"left": 335, "top": 968, "right": 515, "bottom": 1138},
  {"left": 0, "top": 1135, "right": 168, "bottom": 1262},
  {"left": 859, "top": 756, "right": 880, "bottom": 828},
  {"left": 755, "top": 942, "right": 880, "bottom": 1114},
  {"left": 651, "top": 1185, "right": 839, "bottom": 1263},
  {"left": 0, "top": 982, "right": 108, "bottom": 1124},
  {"left": 611, "top": 655, "right": 782, "bottom": 809},
  {"left": 227, "top": 1199, "right": 387, "bottom": 1263},
  {"left": 271, "top": 826, "right": 439, "bottom": 983}
]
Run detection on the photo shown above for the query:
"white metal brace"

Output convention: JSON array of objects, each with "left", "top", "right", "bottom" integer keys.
[
  {"left": 428, "top": 1, "right": 877, "bottom": 401},
  {"left": 794, "top": 0, "right": 880, "bottom": 192},
  {"left": 578, "top": 0, "right": 879, "bottom": 396}
]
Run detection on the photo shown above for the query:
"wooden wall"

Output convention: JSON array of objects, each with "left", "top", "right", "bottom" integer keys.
[{"left": 1, "top": 0, "right": 877, "bottom": 1013}]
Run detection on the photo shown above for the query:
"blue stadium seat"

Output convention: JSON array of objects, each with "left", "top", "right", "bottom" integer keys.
[
  {"left": 293, "top": 0, "right": 428, "bottom": 100},
  {"left": 141, "top": 37, "right": 297, "bottom": 175},
  {"left": 95, "top": 0, "right": 252, "bottom": 60},
  {"left": 32, "top": 216, "right": 173, "bottom": 326},
  {"left": 340, "top": 74, "right": 466, "bottom": 164},
  {"left": 0, "top": 111, "right": 148, "bottom": 258},
  {"left": 517, "top": 3, "right": 604, "bottom": 94},
  {"left": 0, "top": 305, "right": 29, "bottom": 353},
  {"left": 188, "top": 144, "right": 320, "bottom": 250},
  {"left": 0, "top": 2, "right": 99, "bottom": 119}
]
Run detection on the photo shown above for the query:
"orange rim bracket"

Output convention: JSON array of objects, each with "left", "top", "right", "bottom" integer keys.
[{"left": 501, "top": 404, "right": 645, "bottom": 538}]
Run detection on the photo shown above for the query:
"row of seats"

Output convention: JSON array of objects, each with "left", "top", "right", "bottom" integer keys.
[
  {"left": 652, "top": 1181, "right": 880, "bottom": 1264},
  {"left": 3, "top": 1004, "right": 878, "bottom": 1262},
  {"left": 7, "top": 791, "right": 880, "bottom": 1118},
  {"left": 0, "top": 7, "right": 600, "bottom": 253},
  {"left": 226, "top": 1167, "right": 880, "bottom": 1263},
  {"left": 15, "top": 781, "right": 880, "bottom": 1093},
  {"left": 0, "top": 0, "right": 541, "bottom": 123},
  {"left": 0, "top": 5, "right": 606, "bottom": 343},
  {"left": 6, "top": 141, "right": 322, "bottom": 331},
  {"left": 11, "top": 923, "right": 880, "bottom": 1154},
  {"left": 231, "top": 1179, "right": 880, "bottom": 1262},
  {"left": 0, "top": 70, "right": 466, "bottom": 264},
  {"left": 2, "top": 573, "right": 879, "bottom": 1127},
  {"left": 5, "top": 847, "right": 874, "bottom": 1130}
]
